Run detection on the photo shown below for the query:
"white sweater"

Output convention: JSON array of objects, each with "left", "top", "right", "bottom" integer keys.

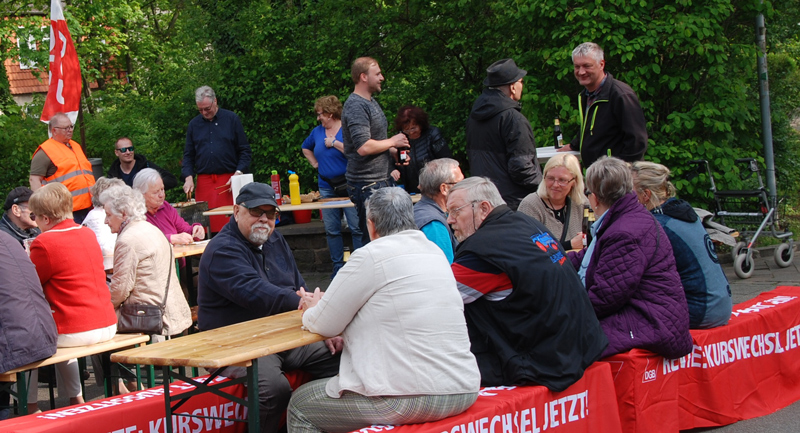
[{"left": 303, "top": 230, "right": 480, "bottom": 398}]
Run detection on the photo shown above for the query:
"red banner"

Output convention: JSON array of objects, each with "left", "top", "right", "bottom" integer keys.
[
  {"left": 676, "top": 285, "right": 800, "bottom": 429},
  {"left": 41, "top": 0, "right": 82, "bottom": 125},
  {"left": 351, "top": 363, "right": 622, "bottom": 433},
  {"left": 0, "top": 376, "right": 247, "bottom": 433}
]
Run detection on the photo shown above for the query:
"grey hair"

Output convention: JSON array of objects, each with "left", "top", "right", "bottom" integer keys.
[
  {"left": 99, "top": 185, "right": 147, "bottom": 222},
  {"left": 418, "top": 158, "right": 460, "bottom": 197},
  {"left": 585, "top": 157, "right": 633, "bottom": 206},
  {"left": 48, "top": 112, "right": 69, "bottom": 131},
  {"left": 132, "top": 168, "right": 163, "bottom": 194},
  {"left": 195, "top": 85, "right": 216, "bottom": 103},
  {"left": 90, "top": 177, "right": 126, "bottom": 208},
  {"left": 630, "top": 161, "right": 676, "bottom": 209},
  {"left": 572, "top": 42, "right": 604, "bottom": 62},
  {"left": 365, "top": 187, "right": 416, "bottom": 237},
  {"left": 537, "top": 153, "right": 586, "bottom": 205},
  {"left": 448, "top": 177, "right": 506, "bottom": 208}
]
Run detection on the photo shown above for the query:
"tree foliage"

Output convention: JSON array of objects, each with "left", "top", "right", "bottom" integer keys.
[{"left": 0, "top": 0, "right": 798, "bottom": 208}]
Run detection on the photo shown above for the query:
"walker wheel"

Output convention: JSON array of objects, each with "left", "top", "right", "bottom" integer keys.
[
  {"left": 734, "top": 253, "right": 754, "bottom": 279},
  {"left": 774, "top": 243, "right": 794, "bottom": 268}
]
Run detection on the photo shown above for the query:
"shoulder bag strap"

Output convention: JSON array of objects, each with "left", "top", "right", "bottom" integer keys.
[{"left": 161, "top": 249, "right": 173, "bottom": 311}]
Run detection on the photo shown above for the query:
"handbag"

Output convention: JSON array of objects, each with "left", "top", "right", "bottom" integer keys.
[
  {"left": 116, "top": 250, "right": 172, "bottom": 334},
  {"left": 319, "top": 174, "right": 349, "bottom": 198}
]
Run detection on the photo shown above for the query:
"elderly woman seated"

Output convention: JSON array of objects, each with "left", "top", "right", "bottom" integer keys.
[
  {"left": 82, "top": 177, "right": 125, "bottom": 270},
  {"left": 133, "top": 168, "right": 204, "bottom": 245},
  {"left": 289, "top": 187, "right": 480, "bottom": 433},
  {"left": 413, "top": 158, "right": 464, "bottom": 263},
  {"left": 101, "top": 184, "right": 192, "bottom": 341},
  {"left": 567, "top": 157, "right": 692, "bottom": 359},
  {"left": 28, "top": 182, "right": 117, "bottom": 408},
  {"left": 518, "top": 153, "right": 588, "bottom": 250},
  {"left": 631, "top": 161, "right": 732, "bottom": 329}
]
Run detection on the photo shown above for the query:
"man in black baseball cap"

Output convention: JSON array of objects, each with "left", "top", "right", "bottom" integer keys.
[
  {"left": 0, "top": 186, "right": 40, "bottom": 246},
  {"left": 466, "top": 58, "right": 542, "bottom": 210},
  {"left": 198, "top": 181, "right": 340, "bottom": 433}
]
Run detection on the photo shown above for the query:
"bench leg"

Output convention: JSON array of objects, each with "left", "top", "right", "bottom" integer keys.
[
  {"left": 16, "top": 372, "right": 28, "bottom": 415},
  {"left": 248, "top": 360, "right": 259, "bottom": 433},
  {"left": 163, "top": 366, "right": 173, "bottom": 433}
]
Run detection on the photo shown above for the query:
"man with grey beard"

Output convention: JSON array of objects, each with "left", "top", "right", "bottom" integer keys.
[{"left": 198, "top": 182, "right": 340, "bottom": 433}]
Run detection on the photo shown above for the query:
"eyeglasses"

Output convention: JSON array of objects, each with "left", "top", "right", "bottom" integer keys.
[
  {"left": 446, "top": 201, "right": 476, "bottom": 218},
  {"left": 544, "top": 176, "right": 575, "bottom": 186},
  {"left": 197, "top": 102, "right": 216, "bottom": 113},
  {"left": 54, "top": 125, "right": 74, "bottom": 131},
  {"left": 245, "top": 207, "right": 279, "bottom": 220},
  {"left": 116, "top": 146, "right": 135, "bottom": 153}
]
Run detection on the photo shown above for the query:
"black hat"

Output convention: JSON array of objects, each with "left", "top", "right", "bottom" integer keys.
[
  {"left": 4, "top": 187, "right": 34, "bottom": 210},
  {"left": 236, "top": 182, "right": 278, "bottom": 208},
  {"left": 483, "top": 58, "right": 527, "bottom": 87}
]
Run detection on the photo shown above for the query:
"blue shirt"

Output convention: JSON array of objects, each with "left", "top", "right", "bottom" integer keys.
[
  {"left": 420, "top": 221, "right": 454, "bottom": 264},
  {"left": 301, "top": 124, "right": 346, "bottom": 189},
  {"left": 182, "top": 108, "right": 252, "bottom": 178}
]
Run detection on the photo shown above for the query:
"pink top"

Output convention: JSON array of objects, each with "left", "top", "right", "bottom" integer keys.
[{"left": 146, "top": 201, "right": 202, "bottom": 241}]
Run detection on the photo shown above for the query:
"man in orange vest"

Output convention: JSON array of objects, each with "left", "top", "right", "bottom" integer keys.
[{"left": 29, "top": 113, "right": 95, "bottom": 224}]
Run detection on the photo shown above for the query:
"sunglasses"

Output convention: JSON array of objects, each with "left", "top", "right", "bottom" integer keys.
[
  {"left": 245, "top": 207, "right": 279, "bottom": 220},
  {"left": 116, "top": 146, "right": 135, "bottom": 153}
]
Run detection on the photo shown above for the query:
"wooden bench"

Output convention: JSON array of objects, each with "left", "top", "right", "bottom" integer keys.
[{"left": 0, "top": 333, "right": 150, "bottom": 415}]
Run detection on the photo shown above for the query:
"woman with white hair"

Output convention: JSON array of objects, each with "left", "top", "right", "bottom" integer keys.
[
  {"left": 133, "top": 168, "right": 204, "bottom": 245},
  {"left": 101, "top": 184, "right": 192, "bottom": 340},
  {"left": 518, "top": 153, "right": 587, "bottom": 250}
]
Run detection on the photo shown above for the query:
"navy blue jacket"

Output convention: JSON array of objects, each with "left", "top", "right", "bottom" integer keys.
[
  {"left": 182, "top": 108, "right": 252, "bottom": 178},
  {"left": 198, "top": 217, "right": 305, "bottom": 330}
]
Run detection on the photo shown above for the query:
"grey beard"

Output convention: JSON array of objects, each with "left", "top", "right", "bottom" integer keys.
[{"left": 248, "top": 223, "right": 271, "bottom": 245}]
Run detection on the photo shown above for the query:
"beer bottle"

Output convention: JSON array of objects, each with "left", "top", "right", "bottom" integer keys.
[
  {"left": 586, "top": 207, "right": 596, "bottom": 246},
  {"left": 582, "top": 206, "right": 590, "bottom": 247},
  {"left": 554, "top": 117, "right": 564, "bottom": 149}
]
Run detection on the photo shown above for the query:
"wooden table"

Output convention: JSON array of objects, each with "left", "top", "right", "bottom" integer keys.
[
  {"left": 111, "top": 310, "right": 323, "bottom": 433},
  {"left": 0, "top": 333, "right": 150, "bottom": 414},
  {"left": 172, "top": 240, "right": 209, "bottom": 258},
  {"left": 205, "top": 193, "right": 422, "bottom": 216}
]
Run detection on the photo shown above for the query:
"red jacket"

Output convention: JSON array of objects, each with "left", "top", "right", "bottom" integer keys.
[{"left": 30, "top": 219, "right": 116, "bottom": 334}]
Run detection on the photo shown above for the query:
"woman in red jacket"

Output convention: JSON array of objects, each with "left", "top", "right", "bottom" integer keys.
[{"left": 28, "top": 182, "right": 117, "bottom": 408}]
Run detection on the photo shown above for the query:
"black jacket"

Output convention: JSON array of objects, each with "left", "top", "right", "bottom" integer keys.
[
  {"left": 108, "top": 154, "right": 178, "bottom": 189},
  {"left": 456, "top": 206, "right": 607, "bottom": 391},
  {"left": 466, "top": 89, "right": 541, "bottom": 210},
  {"left": 0, "top": 231, "right": 58, "bottom": 373},
  {"left": 398, "top": 126, "right": 452, "bottom": 193},
  {"left": 570, "top": 73, "right": 648, "bottom": 167}
]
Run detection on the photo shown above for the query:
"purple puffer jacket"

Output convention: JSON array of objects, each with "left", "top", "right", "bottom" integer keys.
[{"left": 568, "top": 192, "right": 692, "bottom": 359}]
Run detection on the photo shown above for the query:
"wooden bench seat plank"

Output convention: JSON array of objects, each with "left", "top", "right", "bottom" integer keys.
[
  {"left": 111, "top": 310, "right": 323, "bottom": 368},
  {"left": 0, "top": 333, "right": 150, "bottom": 382}
]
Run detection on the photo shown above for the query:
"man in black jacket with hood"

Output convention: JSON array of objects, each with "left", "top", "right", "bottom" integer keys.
[{"left": 466, "top": 58, "right": 541, "bottom": 210}]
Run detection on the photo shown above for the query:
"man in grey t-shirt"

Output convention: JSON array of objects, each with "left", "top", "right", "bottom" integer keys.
[{"left": 342, "top": 57, "right": 408, "bottom": 245}]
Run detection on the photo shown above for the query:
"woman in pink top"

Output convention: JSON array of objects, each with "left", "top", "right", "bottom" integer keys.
[{"left": 132, "top": 168, "right": 205, "bottom": 244}]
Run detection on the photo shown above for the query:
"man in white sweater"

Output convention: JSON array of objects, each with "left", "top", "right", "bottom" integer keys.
[{"left": 289, "top": 187, "right": 480, "bottom": 433}]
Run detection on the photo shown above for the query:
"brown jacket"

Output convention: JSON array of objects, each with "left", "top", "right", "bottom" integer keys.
[{"left": 110, "top": 220, "right": 191, "bottom": 336}]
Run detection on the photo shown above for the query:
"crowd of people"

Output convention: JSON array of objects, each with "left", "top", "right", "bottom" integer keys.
[{"left": 0, "top": 40, "right": 735, "bottom": 433}]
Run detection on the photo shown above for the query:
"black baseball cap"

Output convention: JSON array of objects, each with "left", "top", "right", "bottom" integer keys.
[
  {"left": 236, "top": 182, "right": 279, "bottom": 208},
  {"left": 4, "top": 187, "right": 34, "bottom": 210}
]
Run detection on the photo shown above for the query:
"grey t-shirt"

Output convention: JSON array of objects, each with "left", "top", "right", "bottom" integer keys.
[{"left": 342, "top": 93, "right": 391, "bottom": 183}]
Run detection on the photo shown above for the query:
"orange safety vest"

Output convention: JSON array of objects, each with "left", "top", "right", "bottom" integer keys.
[{"left": 34, "top": 138, "right": 95, "bottom": 211}]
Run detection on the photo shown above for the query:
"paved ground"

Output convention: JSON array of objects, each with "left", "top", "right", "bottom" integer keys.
[{"left": 16, "top": 246, "right": 800, "bottom": 431}]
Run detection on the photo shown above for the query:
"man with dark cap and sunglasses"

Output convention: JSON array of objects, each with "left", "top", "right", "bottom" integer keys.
[
  {"left": 466, "top": 58, "right": 542, "bottom": 210},
  {"left": 0, "top": 186, "right": 40, "bottom": 247},
  {"left": 197, "top": 182, "right": 340, "bottom": 433},
  {"left": 107, "top": 137, "right": 178, "bottom": 189}
]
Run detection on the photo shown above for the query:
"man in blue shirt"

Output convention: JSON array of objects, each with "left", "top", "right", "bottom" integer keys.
[
  {"left": 198, "top": 182, "right": 340, "bottom": 433},
  {"left": 182, "top": 86, "right": 252, "bottom": 232},
  {"left": 413, "top": 158, "right": 463, "bottom": 263}
]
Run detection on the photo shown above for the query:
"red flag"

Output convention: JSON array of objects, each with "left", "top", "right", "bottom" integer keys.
[{"left": 41, "top": 0, "right": 82, "bottom": 125}]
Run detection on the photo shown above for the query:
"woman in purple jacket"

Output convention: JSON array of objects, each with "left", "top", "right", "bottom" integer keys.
[{"left": 567, "top": 157, "right": 692, "bottom": 359}]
